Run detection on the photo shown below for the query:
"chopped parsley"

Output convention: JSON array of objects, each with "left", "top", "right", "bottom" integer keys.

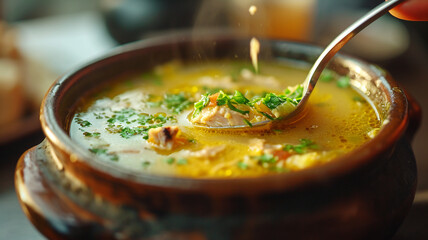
[
  {"left": 107, "top": 108, "right": 137, "bottom": 124},
  {"left": 162, "top": 93, "right": 193, "bottom": 114},
  {"left": 256, "top": 154, "right": 277, "bottom": 164},
  {"left": 248, "top": 154, "right": 288, "bottom": 172},
  {"left": 237, "top": 161, "right": 248, "bottom": 170},
  {"left": 164, "top": 157, "right": 175, "bottom": 165},
  {"left": 120, "top": 127, "right": 143, "bottom": 139},
  {"left": 243, "top": 119, "right": 253, "bottom": 127},
  {"left": 177, "top": 158, "right": 188, "bottom": 165},
  {"left": 142, "top": 161, "right": 151, "bottom": 168},
  {"left": 283, "top": 139, "right": 319, "bottom": 154},
  {"left": 215, "top": 90, "right": 250, "bottom": 110},
  {"left": 284, "top": 85, "right": 304, "bottom": 101},
  {"left": 83, "top": 132, "right": 100, "bottom": 138},
  {"left": 352, "top": 96, "right": 366, "bottom": 103},
  {"left": 261, "top": 93, "right": 287, "bottom": 110},
  {"left": 89, "top": 148, "right": 119, "bottom": 161},
  {"left": 93, "top": 112, "right": 105, "bottom": 119},
  {"left": 162, "top": 157, "right": 188, "bottom": 165},
  {"left": 105, "top": 110, "right": 175, "bottom": 140},
  {"left": 319, "top": 69, "right": 335, "bottom": 82},
  {"left": 232, "top": 90, "right": 250, "bottom": 104},
  {"left": 75, "top": 117, "right": 92, "bottom": 127},
  {"left": 194, "top": 90, "right": 251, "bottom": 117},
  {"left": 226, "top": 101, "right": 249, "bottom": 115},
  {"left": 193, "top": 93, "right": 210, "bottom": 118},
  {"left": 259, "top": 111, "right": 275, "bottom": 120},
  {"left": 89, "top": 148, "right": 107, "bottom": 155},
  {"left": 148, "top": 93, "right": 193, "bottom": 114},
  {"left": 337, "top": 76, "right": 351, "bottom": 88},
  {"left": 192, "top": 85, "right": 303, "bottom": 120}
]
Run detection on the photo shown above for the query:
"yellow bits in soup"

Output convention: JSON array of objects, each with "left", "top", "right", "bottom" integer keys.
[{"left": 69, "top": 61, "right": 381, "bottom": 178}]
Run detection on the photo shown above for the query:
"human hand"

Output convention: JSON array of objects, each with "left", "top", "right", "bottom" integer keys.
[{"left": 389, "top": 0, "right": 428, "bottom": 21}]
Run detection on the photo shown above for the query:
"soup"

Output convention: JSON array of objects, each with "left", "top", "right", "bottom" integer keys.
[{"left": 69, "top": 61, "right": 381, "bottom": 178}]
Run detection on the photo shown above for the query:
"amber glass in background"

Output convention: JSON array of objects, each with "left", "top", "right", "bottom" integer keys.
[{"left": 228, "top": 0, "right": 316, "bottom": 41}]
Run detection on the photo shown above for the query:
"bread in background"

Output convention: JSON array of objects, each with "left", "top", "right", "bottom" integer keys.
[{"left": 0, "top": 22, "right": 25, "bottom": 127}]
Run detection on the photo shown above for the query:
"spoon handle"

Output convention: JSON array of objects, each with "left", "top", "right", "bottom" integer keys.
[{"left": 303, "top": 0, "right": 405, "bottom": 99}]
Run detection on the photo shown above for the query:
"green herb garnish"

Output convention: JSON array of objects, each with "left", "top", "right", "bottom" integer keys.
[
  {"left": 259, "top": 111, "right": 275, "bottom": 120},
  {"left": 262, "top": 93, "right": 286, "bottom": 110},
  {"left": 352, "top": 96, "right": 366, "bottom": 103},
  {"left": 142, "top": 161, "right": 151, "bottom": 168},
  {"left": 320, "top": 69, "right": 335, "bottom": 82},
  {"left": 250, "top": 154, "right": 281, "bottom": 171},
  {"left": 89, "top": 148, "right": 107, "bottom": 155},
  {"left": 83, "top": 132, "right": 101, "bottom": 138},
  {"left": 192, "top": 83, "right": 303, "bottom": 120},
  {"left": 243, "top": 119, "right": 253, "bottom": 127},
  {"left": 89, "top": 148, "right": 119, "bottom": 161},
  {"left": 193, "top": 93, "right": 210, "bottom": 117},
  {"left": 337, "top": 76, "right": 351, "bottom": 88},
  {"left": 237, "top": 161, "right": 248, "bottom": 170},
  {"left": 148, "top": 93, "right": 193, "bottom": 114},
  {"left": 164, "top": 157, "right": 175, "bottom": 165},
  {"left": 284, "top": 85, "right": 304, "bottom": 102},
  {"left": 257, "top": 154, "right": 277, "bottom": 164},
  {"left": 75, "top": 117, "right": 92, "bottom": 127},
  {"left": 105, "top": 111, "right": 174, "bottom": 140},
  {"left": 120, "top": 127, "right": 143, "bottom": 139},
  {"left": 226, "top": 101, "right": 249, "bottom": 115},
  {"left": 162, "top": 93, "right": 193, "bottom": 114},
  {"left": 232, "top": 90, "right": 250, "bottom": 104},
  {"left": 216, "top": 91, "right": 229, "bottom": 106},
  {"left": 283, "top": 139, "right": 319, "bottom": 154},
  {"left": 177, "top": 158, "right": 188, "bottom": 165}
]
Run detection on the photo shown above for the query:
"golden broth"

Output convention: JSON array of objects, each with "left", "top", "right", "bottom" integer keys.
[{"left": 70, "top": 61, "right": 381, "bottom": 178}]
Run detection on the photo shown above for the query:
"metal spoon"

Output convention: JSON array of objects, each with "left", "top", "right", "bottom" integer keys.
[{"left": 192, "top": 0, "right": 405, "bottom": 129}]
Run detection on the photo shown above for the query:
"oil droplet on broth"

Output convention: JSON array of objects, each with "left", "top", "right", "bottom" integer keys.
[{"left": 250, "top": 37, "right": 260, "bottom": 73}]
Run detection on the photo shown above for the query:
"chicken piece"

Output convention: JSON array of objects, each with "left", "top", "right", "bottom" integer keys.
[
  {"left": 285, "top": 151, "right": 337, "bottom": 170},
  {"left": 249, "top": 138, "right": 282, "bottom": 155},
  {"left": 188, "top": 145, "right": 226, "bottom": 159},
  {"left": 147, "top": 126, "right": 188, "bottom": 150},
  {"left": 190, "top": 105, "right": 249, "bottom": 127},
  {"left": 285, "top": 152, "right": 321, "bottom": 170}
]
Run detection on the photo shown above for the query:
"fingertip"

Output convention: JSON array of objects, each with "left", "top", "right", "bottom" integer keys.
[{"left": 388, "top": 0, "right": 428, "bottom": 21}]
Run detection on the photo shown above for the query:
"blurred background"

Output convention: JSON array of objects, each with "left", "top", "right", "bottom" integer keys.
[{"left": 0, "top": 0, "right": 427, "bottom": 239}]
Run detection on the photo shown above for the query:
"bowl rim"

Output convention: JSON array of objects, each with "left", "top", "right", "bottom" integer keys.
[{"left": 40, "top": 32, "right": 409, "bottom": 194}]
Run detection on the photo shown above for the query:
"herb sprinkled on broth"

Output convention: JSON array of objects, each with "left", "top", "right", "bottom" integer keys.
[{"left": 70, "top": 61, "right": 381, "bottom": 178}]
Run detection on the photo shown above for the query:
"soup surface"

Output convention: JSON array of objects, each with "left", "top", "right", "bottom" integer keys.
[{"left": 70, "top": 61, "right": 381, "bottom": 178}]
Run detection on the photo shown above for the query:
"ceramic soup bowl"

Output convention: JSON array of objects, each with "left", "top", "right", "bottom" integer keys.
[{"left": 15, "top": 33, "right": 421, "bottom": 240}]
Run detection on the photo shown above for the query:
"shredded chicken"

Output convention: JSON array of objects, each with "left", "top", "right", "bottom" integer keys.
[
  {"left": 187, "top": 145, "right": 226, "bottom": 159},
  {"left": 190, "top": 105, "right": 249, "bottom": 127},
  {"left": 147, "top": 126, "right": 187, "bottom": 150},
  {"left": 249, "top": 138, "right": 282, "bottom": 154}
]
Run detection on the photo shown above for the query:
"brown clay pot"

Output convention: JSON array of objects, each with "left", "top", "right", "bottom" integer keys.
[{"left": 15, "top": 33, "right": 421, "bottom": 240}]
